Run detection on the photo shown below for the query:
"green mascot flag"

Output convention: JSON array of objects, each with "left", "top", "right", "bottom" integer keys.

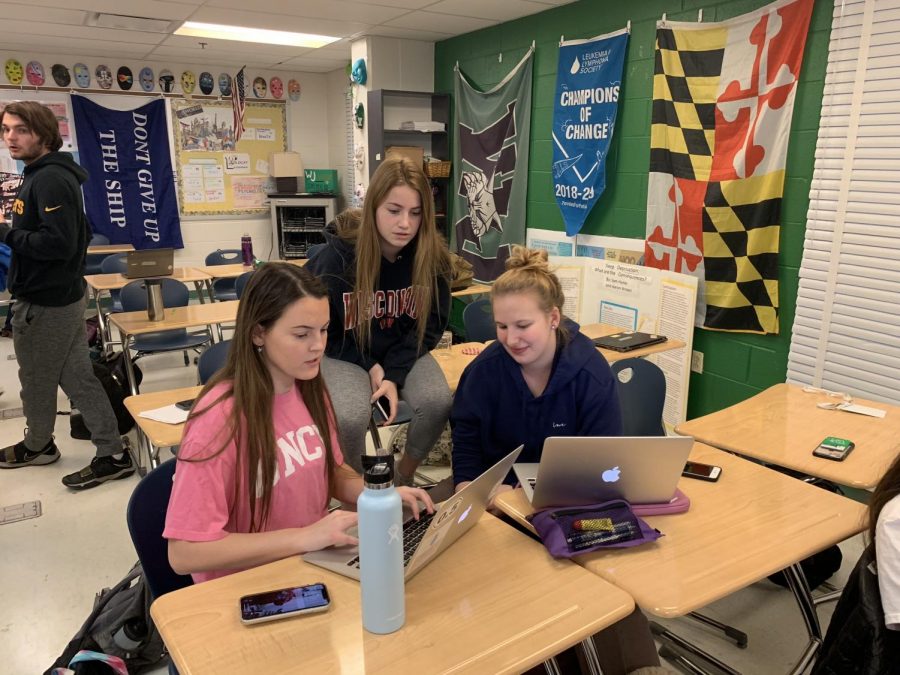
[{"left": 452, "top": 48, "right": 533, "bottom": 283}]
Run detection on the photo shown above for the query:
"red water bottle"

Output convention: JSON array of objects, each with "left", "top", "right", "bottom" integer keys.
[{"left": 241, "top": 234, "right": 254, "bottom": 266}]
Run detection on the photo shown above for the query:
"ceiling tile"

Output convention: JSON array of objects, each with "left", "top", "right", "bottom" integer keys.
[
  {"left": 367, "top": 25, "right": 454, "bottom": 42},
  {"left": 1, "top": 19, "right": 167, "bottom": 45},
  {"left": 384, "top": 10, "right": 497, "bottom": 34},
  {"left": 187, "top": 6, "right": 373, "bottom": 38},
  {"left": 426, "top": 0, "right": 548, "bottom": 22},
  {"left": 12, "top": 0, "right": 201, "bottom": 20},
  {"left": 206, "top": 0, "right": 409, "bottom": 25}
]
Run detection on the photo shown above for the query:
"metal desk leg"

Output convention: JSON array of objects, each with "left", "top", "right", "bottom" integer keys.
[
  {"left": 578, "top": 638, "right": 604, "bottom": 675},
  {"left": 650, "top": 621, "right": 742, "bottom": 675},
  {"left": 91, "top": 287, "right": 111, "bottom": 353},
  {"left": 783, "top": 563, "right": 824, "bottom": 675},
  {"left": 121, "top": 336, "right": 141, "bottom": 396},
  {"left": 688, "top": 611, "right": 749, "bottom": 648},
  {"left": 812, "top": 589, "right": 842, "bottom": 606},
  {"left": 193, "top": 280, "right": 207, "bottom": 304},
  {"left": 542, "top": 656, "right": 562, "bottom": 675},
  {"left": 132, "top": 428, "right": 151, "bottom": 477}
]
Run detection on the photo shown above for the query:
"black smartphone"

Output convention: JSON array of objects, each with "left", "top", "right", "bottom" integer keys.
[
  {"left": 813, "top": 437, "right": 855, "bottom": 461},
  {"left": 239, "top": 583, "right": 331, "bottom": 625},
  {"left": 682, "top": 461, "right": 722, "bottom": 482},
  {"left": 372, "top": 396, "right": 392, "bottom": 423},
  {"left": 174, "top": 399, "right": 195, "bottom": 411}
]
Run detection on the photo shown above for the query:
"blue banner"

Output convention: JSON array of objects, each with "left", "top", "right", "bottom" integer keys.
[
  {"left": 553, "top": 29, "right": 628, "bottom": 237},
  {"left": 72, "top": 96, "right": 183, "bottom": 249}
]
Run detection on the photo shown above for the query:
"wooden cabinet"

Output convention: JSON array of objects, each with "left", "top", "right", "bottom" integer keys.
[{"left": 367, "top": 89, "right": 451, "bottom": 236}]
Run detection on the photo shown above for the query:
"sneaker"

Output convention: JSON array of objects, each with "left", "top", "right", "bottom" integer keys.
[
  {"left": 0, "top": 438, "right": 61, "bottom": 468},
  {"left": 62, "top": 454, "right": 135, "bottom": 490}
]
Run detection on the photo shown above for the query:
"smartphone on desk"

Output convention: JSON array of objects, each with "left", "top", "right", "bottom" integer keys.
[
  {"left": 240, "top": 583, "right": 331, "bottom": 625},
  {"left": 813, "top": 437, "right": 855, "bottom": 461},
  {"left": 174, "top": 399, "right": 195, "bottom": 411},
  {"left": 682, "top": 461, "right": 722, "bottom": 482}
]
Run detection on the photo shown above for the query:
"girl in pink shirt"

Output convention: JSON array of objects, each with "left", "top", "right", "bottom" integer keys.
[{"left": 164, "top": 263, "right": 433, "bottom": 583}]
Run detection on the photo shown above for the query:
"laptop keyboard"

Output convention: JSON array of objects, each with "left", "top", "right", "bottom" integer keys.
[{"left": 347, "top": 511, "right": 436, "bottom": 569}]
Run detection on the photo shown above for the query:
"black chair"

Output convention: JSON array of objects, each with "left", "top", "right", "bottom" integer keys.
[
  {"left": 100, "top": 253, "right": 129, "bottom": 313},
  {"left": 120, "top": 279, "right": 211, "bottom": 367},
  {"left": 234, "top": 270, "right": 253, "bottom": 299},
  {"left": 205, "top": 249, "right": 242, "bottom": 301},
  {"left": 197, "top": 340, "right": 232, "bottom": 385},
  {"left": 462, "top": 298, "right": 496, "bottom": 342},
  {"left": 85, "top": 233, "right": 111, "bottom": 275},
  {"left": 126, "top": 459, "right": 192, "bottom": 675},
  {"left": 610, "top": 358, "right": 666, "bottom": 436}
]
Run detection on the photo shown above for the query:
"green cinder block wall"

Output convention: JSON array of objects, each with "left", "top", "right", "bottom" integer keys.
[{"left": 435, "top": 0, "right": 832, "bottom": 419}]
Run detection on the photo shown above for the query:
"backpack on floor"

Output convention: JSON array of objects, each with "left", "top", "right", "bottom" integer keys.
[
  {"left": 45, "top": 562, "right": 167, "bottom": 675},
  {"left": 70, "top": 352, "right": 143, "bottom": 437}
]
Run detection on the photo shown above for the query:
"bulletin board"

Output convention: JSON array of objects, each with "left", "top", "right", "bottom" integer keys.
[{"left": 170, "top": 98, "right": 286, "bottom": 216}]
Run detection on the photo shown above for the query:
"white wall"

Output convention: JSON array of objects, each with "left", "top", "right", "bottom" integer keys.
[
  {"left": 326, "top": 68, "right": 350, "bottom": 211},
  {"left": 1, "top": 51, "right": 341, "bottom": 267}
]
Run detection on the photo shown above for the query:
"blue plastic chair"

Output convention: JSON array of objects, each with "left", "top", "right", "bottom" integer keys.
[
  {"left": 610, "top": 358, "right": 667, "bottom": 436},
  {"left": 100, "top": 253, "right": 129, "bottom": 313},
  {"left": 197, "top": 340, "right": 232, "bottom": 384},
  {"left": 205, "top": 249, "right": 242, "bottom": 301},
  {"left": 126, "top": 459, "right": 192, "bottom": 675},
  {"left": 121, "top": 279, "right": 211, "bottom": 366},
  {"left": 462, "top": 298, "right": 496, "bottom": 342},
  {"left": 85, "top": 233, "right": 111, "bottom": 275},
  {"left": 234, "top": 270, "right": 253, "bottom": 299}
]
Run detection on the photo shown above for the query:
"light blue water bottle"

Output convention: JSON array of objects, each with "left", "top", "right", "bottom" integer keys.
[{"left": 357, "top": 462, "right": 405, "bottom": 634}]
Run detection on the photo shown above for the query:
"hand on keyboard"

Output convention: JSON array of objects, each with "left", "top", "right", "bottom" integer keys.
[{"left": 397, "top": 486, "right": 435, "bottom": 520}]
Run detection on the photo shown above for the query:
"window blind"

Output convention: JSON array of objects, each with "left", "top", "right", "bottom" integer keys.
[{"left": 787, "top": 0, "right": 900, "bottom": 404}]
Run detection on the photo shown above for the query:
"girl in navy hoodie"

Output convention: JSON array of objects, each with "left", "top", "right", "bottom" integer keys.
[
  {"left": 451, "top": 246, "right": 663, "bottom": 675},
  {"left": 306, "top": 158, "right": 452, "bottom": 483}
]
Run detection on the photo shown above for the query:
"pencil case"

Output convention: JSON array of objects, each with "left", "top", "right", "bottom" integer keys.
[{"left": 527, "top": 499, "right": 662, "bottom": 559}]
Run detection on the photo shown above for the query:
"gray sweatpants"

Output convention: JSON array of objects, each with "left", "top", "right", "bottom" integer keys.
[
  {"left": 12, "top": 297, "right": 121, "bottom": 457},
  {"left": 321, "top": 354, "right": 452, "bottom": 474}
]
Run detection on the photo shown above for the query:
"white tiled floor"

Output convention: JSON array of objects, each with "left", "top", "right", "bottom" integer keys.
[{"left": 0, "top": 326, "right": 865, "bottom": 675}]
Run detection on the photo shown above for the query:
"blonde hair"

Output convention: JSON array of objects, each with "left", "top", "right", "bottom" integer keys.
[
  {"left": 338, "top": 157, "right": 451, "bottom": 348},
  {"left": 492, "top": 246, "right": 569, "bottom": 343}
]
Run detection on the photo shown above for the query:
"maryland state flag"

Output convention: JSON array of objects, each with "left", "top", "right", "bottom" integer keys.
[{"left": 644, "top": 0, "right": 813, "bottom": 334}]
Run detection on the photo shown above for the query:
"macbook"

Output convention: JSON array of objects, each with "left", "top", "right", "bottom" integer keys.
[
  {"left": 304, "top": 445, "right": 523, "bottom": 581},
  {"left": 125, "top": 248, "right": 174, "bottom": 278},
  {"left": 593, "top": 331, "right": 667, "bottom": 352},
  {"left": 513, "top": 436, "right": 693, "bottom": 509}
]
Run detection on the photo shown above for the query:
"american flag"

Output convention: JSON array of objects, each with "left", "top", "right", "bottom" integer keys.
[{"left": 231, "top": 66, "right": 246, "bottom": 143}]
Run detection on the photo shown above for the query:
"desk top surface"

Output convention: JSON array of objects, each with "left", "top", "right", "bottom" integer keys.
[
  {"left": 494, "top": 442, "right": 866, "bottom": 618},
  {"left": 676, "top": 383, "right": 900, "bottom": 488},
  {"left": 450, "top": 283, "right": 492, "bottom": 298},
  {"left": 109, "top": 300, "right": 239, "bottom": 336},
  {"left": 194, "top": 263, "right": 255, "bottom": 279},
  {"left": 124, "top": 385, "right": 204, "bottom": 447},
  {"left": 579, "top": 323, "right": 686, "bottom": 362},
  {"left": 86, "top": 244, "right": 135, "bottom": 254},
  {"left": 85, "top": 267, "right": 211, "bottom": 290},
  {"left": 151, "top": 515, "right": 634, "bottom": 675}
]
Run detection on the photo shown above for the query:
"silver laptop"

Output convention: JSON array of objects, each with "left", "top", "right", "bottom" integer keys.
[
  {"left": 125, "top": 248, "right": 174, "bottom": 278},
  {"left": 513, "top": 436, "right": 693, "bottom": 509},
  {"left": 304, "top": 445, "right": 523, "bottom": 581}
]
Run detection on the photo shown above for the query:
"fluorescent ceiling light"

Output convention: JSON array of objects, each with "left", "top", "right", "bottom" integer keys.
[{"left": 175, "top": 21, "right": 340, "bottom": 48}]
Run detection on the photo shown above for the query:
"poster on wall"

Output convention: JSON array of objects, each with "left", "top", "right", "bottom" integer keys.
[
  {"left": 552, "top": 28, "right": 628, "bottom": 237},
  {"left": 451, "top": 47, "right": 533, "bottom": 283},
  {"left": 71, "top": 96, "right": 182, "bottom": 249},
  {"left": 643, "top": 0, "right": 814, "bottom": 334},
  {"left": 171, "top": 98, "right": 285, "bottom": 215}
]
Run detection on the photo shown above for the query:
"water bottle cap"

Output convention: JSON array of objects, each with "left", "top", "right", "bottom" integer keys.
[{"left": 364, "top": 462, "right": 393, "bottom": 488}]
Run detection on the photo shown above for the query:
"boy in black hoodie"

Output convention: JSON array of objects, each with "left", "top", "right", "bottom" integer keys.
[{"left": 0, "top": 102, "right": 133, "bottom": 489}]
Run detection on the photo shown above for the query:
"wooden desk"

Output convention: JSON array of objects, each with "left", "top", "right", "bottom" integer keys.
[
  {"left": 152, "top": 515, "right": 634, "bottom": 675},
  {"left": 86, "top": 243, "right": 134, "bottom": 255},
  {"left": 109, "top": 301, "right": 238, "bottom": 399},
  {"left": 194, "top": 263, "right": 254, "bottom": 279},
  {"left": 85, "top": 268, "right": 214, "bottom": 349},
  {"left": 434, "top": 342, "right": 484, "bottom": 392},
  {"left": 125, "top": 385, "right": 202, "bottom": 451},
  {"left": 676, "top": 383, "right": 900, "bottom": 489},
  {"left": 580, "top": 323, "right": 686, "bottom": 362},
  {"left": 494, "top": 443, "right": 866, "bottom": 672},
  {"left": 451, "top": 282, "right": 492, "bottom": 298}
]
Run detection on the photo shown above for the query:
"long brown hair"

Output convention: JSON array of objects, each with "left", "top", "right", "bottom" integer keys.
[
  {"left": 492, "top": 245, "right": 570, "bottom": 345},
  {"left": 338, "top": 157, "right": 451, "bottom": 348},
  {"left": 869, "top": 450, "right": 900, "bottom": 541},
  {"left": 184, "top": 263, "right": 339, "bottom": 532}
]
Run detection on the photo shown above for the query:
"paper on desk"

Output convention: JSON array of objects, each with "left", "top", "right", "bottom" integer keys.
[
  {"left": 139, "top": 405, "right": 189, "bottom": 425},
  {"left": 837, "top": 402, "right": 887, "bottom": 418}
]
